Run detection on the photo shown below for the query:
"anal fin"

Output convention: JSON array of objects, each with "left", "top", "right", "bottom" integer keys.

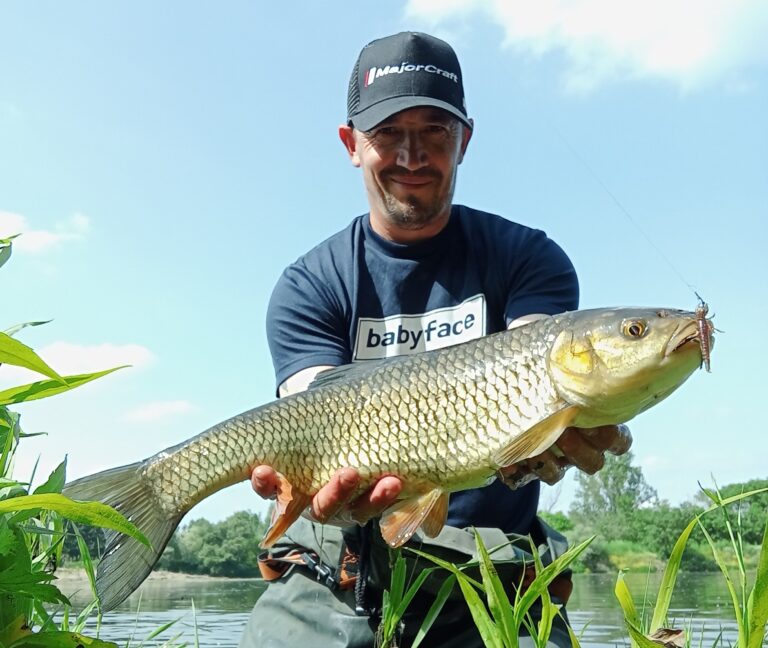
[
  {"left": 420, "top": 491, "right": 449, "bottom": 538},
  {"left": 493, "top": 405, "right": 580, "bottom": 467},
  {"left": 380, "top": 487, "right": 446, "bottom": 548},
  {"left": 260, "top": 474, "right": 312, "bottom": 549}
]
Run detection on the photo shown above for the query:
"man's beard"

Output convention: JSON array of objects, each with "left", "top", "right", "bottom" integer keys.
[{"left": 380, "top": 170, "right": 454, "bottom": 230}]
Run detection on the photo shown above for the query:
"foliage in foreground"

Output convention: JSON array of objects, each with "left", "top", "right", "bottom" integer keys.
[
  {"left": 615, "top": 485, "right": 768, "bottom": 648},
  {"left": 0, "top": 235, "right": 150, "bottom": 647},
  {"left": 374, "top": 486, "right": 767, "bottom": 647}
]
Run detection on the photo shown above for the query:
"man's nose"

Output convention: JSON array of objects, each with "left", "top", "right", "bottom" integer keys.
[{"left": 396, "top": 131, "right": 428, "bottom": 170}]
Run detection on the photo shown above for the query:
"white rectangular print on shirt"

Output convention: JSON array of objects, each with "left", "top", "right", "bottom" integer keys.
[{"left": 353, "top": 294, "right": 486, "bottom": 361}]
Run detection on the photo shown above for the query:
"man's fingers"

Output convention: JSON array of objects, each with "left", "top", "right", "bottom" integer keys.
[
  {"left": 556, "top": 429, "right": 605, "bottom": 474},
  {"left": 310, "top": 467, "right": 360, "bottom": 523},
  {"left": 251, "top": 465, "right": 279, "bottom": 499},
  {"left": 606, "top": 424, "right": 633, "bottom": 455},
  {"left": 350, "top": 475, "right": 402, "bottom": 524},
  {"left": 575, "top": 424, "right": 633, "bottom": 455}
]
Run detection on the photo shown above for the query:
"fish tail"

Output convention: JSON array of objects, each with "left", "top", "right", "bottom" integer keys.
[{"left": 64, "top": 462, "right": 182, "bottom": 612}]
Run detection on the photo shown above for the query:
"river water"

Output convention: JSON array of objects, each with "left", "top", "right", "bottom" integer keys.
[{"left": 57, "top": 571, "right": 744, "bottom": 647}]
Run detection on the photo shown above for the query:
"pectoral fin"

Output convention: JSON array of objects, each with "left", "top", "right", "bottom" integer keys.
[
  {"left": 260, "top": 474, "right": 312, "bottom": 549},
  {"left": 493, "top": 405, "right": 580, "bottom": 467},
  {"left": 379, "top": 488, "right": 447, "bottom": 548}
]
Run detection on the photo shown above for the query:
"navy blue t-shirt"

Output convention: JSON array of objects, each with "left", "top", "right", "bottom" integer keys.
[{"left": 266, "top": 204, "right": 578, "bottom": 535}]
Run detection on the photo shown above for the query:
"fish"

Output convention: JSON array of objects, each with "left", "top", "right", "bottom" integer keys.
[{"left": 64, "top": 306, "right": 712, "bottom": 611}]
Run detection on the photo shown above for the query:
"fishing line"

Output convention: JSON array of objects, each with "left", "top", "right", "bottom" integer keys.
[{"left": 548, "top": 123, "right": 702, "bottom": 301}]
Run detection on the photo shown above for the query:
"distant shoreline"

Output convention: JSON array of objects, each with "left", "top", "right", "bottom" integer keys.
[{"left": 54, "top": 567, "right": 259, "bottom": 583}]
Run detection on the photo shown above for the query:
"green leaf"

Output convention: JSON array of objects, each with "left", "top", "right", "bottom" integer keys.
[
  {"left": 474, "top": 529, "right": 515, "bottom": 645},
  {"left": 514, "top": 536, "right": 592, "bottom": 627},
  {"left": 32, "top": 460, "right": 66, "bottom": 496},
  {"left": 0, "top": 335, "right": 64, "bottom": 384},
  {"left": 697, "top": 520, "right": 746, "bottom": 644},
  {"left": 625, "top": 622, "right": 668, "bottom": 648},
  {"left": 456, "top": 575, "right": 504, "bottom": 648},
  {"left": 647, "top": 490, "right": 764, "bottom": 633},
  {"left": 0, "top": 236, "right": 16, "bottom": 270},
  {"left": 0, "top": 367, "right": 126, "bottom": 406},
  {"left": 2, "top": 323, "right": 53, "bottom": 339},
  {"left": 411, "top": 574, "right": 456, "bottom": 648},
  {"left": 8, "top": 631, "right": 119, "bottom": 647},
  {"left": 615, "top": 572, "right": 642, "bottom": 648},
  {"left": 747, "top": 521, "right": 768, "bottom": 648},
  {"left": 0, "top": 494, "right": 149, "bottom": 547},
  {"left": 0, "top": 577, "right": 68, "bottom": 606}
]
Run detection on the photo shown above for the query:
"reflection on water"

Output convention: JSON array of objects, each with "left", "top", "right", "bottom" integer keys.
[{"left": 57, "top": 572, "right": 741, "bottom": 647}]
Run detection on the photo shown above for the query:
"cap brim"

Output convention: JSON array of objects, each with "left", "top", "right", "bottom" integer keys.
[{"left": 350, "top": 96, "right": 471, "bottom": 132}]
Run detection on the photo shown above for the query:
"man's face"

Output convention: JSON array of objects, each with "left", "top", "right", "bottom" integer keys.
[{"left": 340, "top": 107, "right": 472, "bottom": 237}]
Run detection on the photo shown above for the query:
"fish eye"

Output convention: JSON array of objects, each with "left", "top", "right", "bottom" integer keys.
[{"left": 622, "top": 319, "right": 648, "bottom": 339}]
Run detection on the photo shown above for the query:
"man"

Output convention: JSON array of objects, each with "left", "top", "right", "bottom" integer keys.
[{"left": 240, "top": 32, "right": 631, "bottom": 647}]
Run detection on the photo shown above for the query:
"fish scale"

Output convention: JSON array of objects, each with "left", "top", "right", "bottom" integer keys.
[{"left": 64, "top": 306, "right": 711, "bottom": 611}]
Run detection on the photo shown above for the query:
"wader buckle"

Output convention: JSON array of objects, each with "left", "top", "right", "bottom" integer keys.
[{"left": 301, "top": 551, "right": 339, "bottom": 590}]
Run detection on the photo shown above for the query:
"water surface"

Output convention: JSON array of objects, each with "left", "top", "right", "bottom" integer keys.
[{"left": 58, "top": 571, "right": 742, "bottom": 647}]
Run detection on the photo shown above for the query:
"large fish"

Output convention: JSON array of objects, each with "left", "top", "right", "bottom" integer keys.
[{"left": 64, "top": 306, "right": 712, "bottom": 610}]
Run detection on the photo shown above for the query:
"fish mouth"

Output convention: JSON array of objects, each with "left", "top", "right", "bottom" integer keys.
[{"left": 664, "top": 318, "right": 711, "bottom": 360}]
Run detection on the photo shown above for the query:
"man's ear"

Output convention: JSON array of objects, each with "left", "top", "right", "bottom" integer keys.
[
  {"left": 458, "top": 118, "right": 474, "bottom": 165},
  {"left": 338, "top": 125, "right": 361, "bottom": 167}
]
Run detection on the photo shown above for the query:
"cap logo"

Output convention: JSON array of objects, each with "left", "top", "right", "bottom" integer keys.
[{"left": 364, "top": 62, "right": 459, "bottom": 87}]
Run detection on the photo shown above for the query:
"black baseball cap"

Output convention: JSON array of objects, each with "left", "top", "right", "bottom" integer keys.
[{"left": 347, "top": 32, "right": 471, "bottom": 132}]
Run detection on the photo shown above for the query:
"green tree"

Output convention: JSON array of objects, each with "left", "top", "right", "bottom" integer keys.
[
  {"left": 569, "top": 451, "right": 658, "bottom": 542},
  {"left": 539, "top": 510, "right": 573, "bottom": 534},
  {"left": 157, "top": 511, "right": 268, "bottom": 576}
]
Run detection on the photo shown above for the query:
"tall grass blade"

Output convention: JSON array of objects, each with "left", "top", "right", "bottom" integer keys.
[
  {"left": 697, "top": 521, "right": 746, "bottom": 646},
  {"left": 191, "top": 599, "right": 199, "bottom": 648},
  {"left": 475, "top": 530, "right": 515, "bottom": 645},
  {"left": 73, "top": 525, "right": 100, "bottom": 609},
  {"left": 746, "top": 521, "right": 768, "bottom": 648},
  {"left": 411, "top": 574, "right": 456, "bottom": 648},
  {"left": 649, "top": 515, "right": 697, "bottom": 632},
  {"left": 514, "top": 536, "right": 592, "bottom": 629},
  {"left": 615, "top": 572, "right": 642, "bottom": 648},
  {"left": 456, "top": 575, "right": 505, "bottom": 648}
]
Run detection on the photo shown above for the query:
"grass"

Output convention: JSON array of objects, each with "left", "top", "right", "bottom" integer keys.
[{"left": 614, "top": 485, "right": 768, "bottom": 648}]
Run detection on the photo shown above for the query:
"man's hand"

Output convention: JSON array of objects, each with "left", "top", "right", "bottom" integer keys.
[
  {"left": 499, "top": 424, "right": 633, "bottom": 489},
  {"left": 251, "top": 465, "right": 403, "bottom": 526}
]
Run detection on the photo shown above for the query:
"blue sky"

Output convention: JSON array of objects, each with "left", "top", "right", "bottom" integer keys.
[{"left": 1, "top": 1, "right": 766, "bottom": 523}]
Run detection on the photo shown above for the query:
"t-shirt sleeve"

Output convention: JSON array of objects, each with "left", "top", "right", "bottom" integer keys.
[
  {"left": 503, "top": 229, "right": 579, "bottom": 324},
  {"left": 266, "top": 262, "right": 350, "bottom": 393}
]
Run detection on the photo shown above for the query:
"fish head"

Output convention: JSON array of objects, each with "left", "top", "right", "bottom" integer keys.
[{"left": 547, "top": 307, "right": 711, "bottom": 426}]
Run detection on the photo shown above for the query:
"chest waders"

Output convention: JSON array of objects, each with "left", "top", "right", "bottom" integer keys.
[{"left": 256, "top": 516, "right": 573, "bottom": 622}]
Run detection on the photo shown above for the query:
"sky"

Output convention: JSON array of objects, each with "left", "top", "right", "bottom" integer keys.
[{"left": 1, "top": 1, "right": 766, "bottom": 525}]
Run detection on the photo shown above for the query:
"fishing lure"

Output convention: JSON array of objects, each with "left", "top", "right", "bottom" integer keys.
[{"left": 695, "top": 294, "right": 713, "bottom": 372}]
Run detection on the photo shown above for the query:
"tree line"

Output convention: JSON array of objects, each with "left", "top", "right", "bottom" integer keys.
[
  {"left": 62, "top": 455, "right": 766, "bottom": 576},
  {"left": 541, "top": 452, "right": 767, "bottom": 573}
]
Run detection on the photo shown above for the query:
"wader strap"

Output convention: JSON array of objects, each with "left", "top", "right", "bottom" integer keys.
[
  {"left": 257, "top": 548, "right": 360, "bottom": 591},
  {"left": 353, "top": 521, "right": 378, "bottom": 617}
]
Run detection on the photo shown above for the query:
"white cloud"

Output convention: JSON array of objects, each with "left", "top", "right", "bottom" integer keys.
[
  {"left": 405, "top": 0, "right": 768, "bottom": 92},
  {"left": 125, "top": 400, "right": 196, "bottom": 423},
  {"left": 0, "top": 341, "right": 154, "bottom": 385},
  {"left": 0, "top": 211, "right": 90, "bottom": 253}
]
